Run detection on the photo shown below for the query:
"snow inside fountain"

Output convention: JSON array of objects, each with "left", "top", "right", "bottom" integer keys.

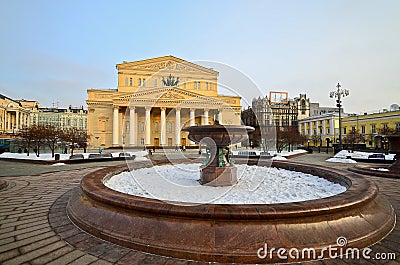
[{"left": 104, "top": 163, "right": 346, "bottom": 204}]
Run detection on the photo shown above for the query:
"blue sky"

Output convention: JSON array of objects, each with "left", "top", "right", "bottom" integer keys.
[{"left": 0, "top": 0, "right": 399, "bottom": 113}]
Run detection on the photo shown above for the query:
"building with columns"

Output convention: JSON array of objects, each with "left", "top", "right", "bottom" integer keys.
[
  {"left": 0, "top": 94, "right": 30, "bottom": 137},
  {"left": 86, "top": 56, "right": 242, "bottom": 148},
  {"left": 298, "top": 113, "right": 341, "bottom": 147}
]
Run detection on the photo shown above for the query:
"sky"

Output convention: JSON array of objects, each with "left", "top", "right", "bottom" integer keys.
[{"left": 0, "top": 0, "right": 399, "bottom": 114}]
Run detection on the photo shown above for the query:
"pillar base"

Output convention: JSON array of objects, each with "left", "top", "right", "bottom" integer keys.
[{"left": 200, "top": 166, "right": 237, "bottom": 187}]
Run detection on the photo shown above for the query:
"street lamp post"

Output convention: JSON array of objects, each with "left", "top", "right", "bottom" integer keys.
[
  {"left": 318, "top": 125, "right": 322, "bottom": 153},
  {"left": 330, "top": 83, "right": 349, "bottom": 151}
]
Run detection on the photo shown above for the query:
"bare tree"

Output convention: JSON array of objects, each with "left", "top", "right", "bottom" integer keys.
[
  {"left": 42, "top": 125, "right": 62, "bottom": 158},
  {"left": 60, "top": 127, "right": 88, "bottom": 156},
  {"left": 18, "top": 125, "right": 37, "bottom": 156},
  {"left": 344, "top": 129, "right": 365, "bottom": 151}
]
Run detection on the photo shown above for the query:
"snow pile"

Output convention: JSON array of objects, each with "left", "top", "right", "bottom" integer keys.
[
  {"left": 326, "top": 158, "right": 357, "bottom": 164},
  {"left": 0, "top": 153, "right": 70, "bottom": 161},
  {"left": 271, "top": 155, "right": 287, "bottom": 161},
  {"left": 52, "top": 163, "right": 66, "bottom": 166},
  {"left": 104, "top": 163, "right": 346, "bottom": 204},
  {"left": 370, "top": 168, "right": 390, "bottom": 172},
  {"left": 0, "top": 151, "right": 149, "bottom": 161},
  {"left": 333, "top": 150, "right": 395, "bottom": 160}
]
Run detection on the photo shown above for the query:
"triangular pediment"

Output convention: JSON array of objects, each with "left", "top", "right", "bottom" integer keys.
[
  {"left": 113, "top": 87, "right": 223, "bottom": 108},
  {"left": 116, "top": 55, "right": 218, "bottom": 75},
  {"left": 115, "top": 87, "right": 217, "bottom": 101}
]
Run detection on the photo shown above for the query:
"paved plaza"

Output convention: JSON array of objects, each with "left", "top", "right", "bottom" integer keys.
[{"left": 0, "top": 152, "right": 399, "bottom": 264}]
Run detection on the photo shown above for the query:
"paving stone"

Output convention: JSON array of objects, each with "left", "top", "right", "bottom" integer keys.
[
  {"left": 15, "top": 227, "right": 55, "bottom": 240},
  {"left": 2, "top": 240, "right": 66, "bottom": 265},
  {"left": 0, "top": 231, "right": 56, "bottom": 253},
  {"left": 0, "top": 236, "right": 15, "bottom": 246},
  {"left": 67, "top": 254, "right": 99, "bottom": 265},
  {"left": 19, "top": 235, "right": 60, "bottom": 254},
  {"left": 1, "top": 216, "right": 47, "bottom": 228},
  {"left": 0, "top": 223, "right": 50, "bottom": 239},
  {"left": 0, "top": 248, "right": 20, "bottom": 262},
  {"left": 37, "top": 248, "right": 84, "bottom": 265},
  {"left": 30, "top": 246, "right": 75, "bottom": 265}
]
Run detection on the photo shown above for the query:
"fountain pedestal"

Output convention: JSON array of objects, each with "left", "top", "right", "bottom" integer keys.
[{"left": 182, "top": 125, "right": 254, "bottom": 186}]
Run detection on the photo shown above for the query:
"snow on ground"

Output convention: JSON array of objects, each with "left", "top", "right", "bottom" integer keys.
[
  {"left": 231, "top": 149, "right": 307, "bottom": 157},
  {"left": 104, "top": 163, "right": 346, "bottom": 204},
  {"left": 326, "top": 150, "right": 395, "bottom": 164},
  {"left": 326, "top": 158, "right": 357, "bottom": 164},
  {"left": 370, "top": 168, "right": 390, "bottom": 172},
  {"left": 333, "top": 150, "right": 395, "bottom": 160},
  {"left": 52, "top": 163, "right": 66, "bottom": 166},
  {"left": 0, "top": 151, "right": 149, "bottom": 161}
]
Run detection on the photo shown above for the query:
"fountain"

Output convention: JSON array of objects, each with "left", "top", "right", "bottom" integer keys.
[
  {"left": 182, "top": 124, "right": 254, "bottom": 186},
  {"left": 67, "top": 124, "right": 395, "bottom": 263}
]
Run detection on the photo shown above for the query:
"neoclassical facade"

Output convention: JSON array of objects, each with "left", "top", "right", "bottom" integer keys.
[
  {"left": 0, "top": 94, "right": 30, "bottom": 136},
  {"left": 86, "top": 56, "right": 242, "bottom": 148}
]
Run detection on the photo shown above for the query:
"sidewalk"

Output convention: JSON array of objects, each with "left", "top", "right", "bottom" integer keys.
[{"left": 0, "top": 153, "right": 399, "bottom": 264}]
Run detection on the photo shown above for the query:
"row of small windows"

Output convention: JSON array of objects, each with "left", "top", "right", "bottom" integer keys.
[
  {"left": 343, "top": 123, "right": 400, "bottom": 134},
  {"left": 124, "top": 77, "right": 213, "bottom": 90}
]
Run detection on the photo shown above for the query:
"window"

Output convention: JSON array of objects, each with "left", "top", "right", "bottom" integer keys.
[
  {"left": 193, "top": 82, "right": 197, "bottom": 89},
  {"left": 327, "top": 128, "right": 330, "bottom": 134},
  {"left": 361, "top": 125, "right": 365, "bottom": 134},
  {"left": 129, "top": 78, "right": 132, "bottom": 86},
  {"left": 140, "top": 122, "right": 145, "bottom": 132},
  {"left": 351, "top": 126, "right": 356, "bottom": 132},
  {"left": 396, "top": 123, "right": 400, "bottom": 132},
  {"left": 343, "top": 127, "right": 346, "bottom": 134},
  {"left": 197, "top": 81, "right": 201, "bottom": 89},
  {"left": 206, "top": 82, "right": 209, "bottom": 90},
  {"left": 140, "top": 138, "right": 144, "bottom": 145},
  {"left": 154, "top": 122, "right": 159, "bottom": 132},
  {"left": 143, "top": 78, "right": 146, "bottom": 87},
  {"left": 139, "top": 78, "right": 142, "bottom": 86},
  {"left": 383, "top": 123, "right": 388, "bottom": 131},
  {"left": 371, "top": 124, "right": 376, "bottom": 134},
  {"left": 167, "top": 122, "right": 172, "bottom": 133}
]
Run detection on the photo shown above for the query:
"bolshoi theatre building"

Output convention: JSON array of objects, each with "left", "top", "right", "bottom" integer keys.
[{"left": 86, "top": 56, "right": 242, "bottom": 148}]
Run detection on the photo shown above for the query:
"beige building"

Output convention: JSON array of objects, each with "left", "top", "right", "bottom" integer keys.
[
  {"left": 0, "top": 94, "right": 30, "bottom": 136},
  {"left": 298, "top": 113, "right": 340, "bottom": 146},
  {"left": 87, "top": 56, "right": 242, "bottom": 148}
]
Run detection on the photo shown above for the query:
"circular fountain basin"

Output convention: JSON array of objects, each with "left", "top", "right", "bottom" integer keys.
[
  {"left": 103, "top": 163, "right": 346, "bottom": 204},
  {"left": 67, "top": 160, "right": 395, "bottom": 264}
]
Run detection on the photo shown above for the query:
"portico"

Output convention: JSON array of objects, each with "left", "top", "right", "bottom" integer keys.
[{"left": 109, "top": 87, "right": 232, "bottom": 147}]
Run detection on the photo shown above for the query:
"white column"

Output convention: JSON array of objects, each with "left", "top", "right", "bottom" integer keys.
[
  {"left": 112, "top": 106, "right": 119, "bottom": 146},
  {"left": 129, "top": 106, "right": 136, "bottom": 146},
  {"left": 189, "top": 108, "right": 195, "bottom": 145},
  {"left": 304, "top": 122, "right": 307, "bottom": 135},
  {"left": 323, "top": 119, "right": 327, "bottom": 135},
  {"left": 16, "top": 111, "right": 19, "bottom": 129},
  {"left": 309, "top": 121, "right": 313, "bottom": 136},
  {"left": 8, "top": 112, "right": 11, "bottom": 131},
  {"left": 218, "top": 109, "right": 223, "bottom": 124},
  {"left": 202, "top": 109, "right": 209, "bottom": 125},
  {"left": 330, "top": 118, "right": 335, "bottom": 136},
  {"left": 175, "top": 107, "right": 181, "bottom": 146},
  {"left": 161, "top": 107, "right": 166, "bottom": 146},
  {"left": 145, "top": 107, "right": 151, "bottom": 146}
]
